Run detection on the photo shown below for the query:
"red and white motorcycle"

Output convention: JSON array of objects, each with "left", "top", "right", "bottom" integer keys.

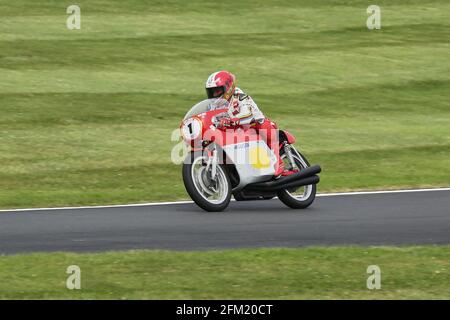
[{"left": 180, "top": 98, "right": 321, "bottom": 212}]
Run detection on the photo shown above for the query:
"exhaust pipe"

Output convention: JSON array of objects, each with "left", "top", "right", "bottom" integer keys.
[
  {"left": 274, "top": 175, "right": 320, "bottom": 191},
  {"left": 246, "top": 165, "right": 321, "bottom": 190},
  {"left": 246, "top": 174, "right": 320, "bottom": 192}
]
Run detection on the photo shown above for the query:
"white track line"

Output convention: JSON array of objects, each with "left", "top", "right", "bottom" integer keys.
[{"left": 0, "top": 187, "right": 448, "bottom": 213}]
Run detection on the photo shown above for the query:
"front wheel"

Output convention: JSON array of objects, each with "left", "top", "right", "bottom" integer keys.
[
  {"left": 182, "top": 152, "right": 231, "bottom": 212},
  {"left": 277, "top": 149, "right": 317, "bottom": 209}
]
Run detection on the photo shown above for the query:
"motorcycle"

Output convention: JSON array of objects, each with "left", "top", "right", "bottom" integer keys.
[{"left": 179, "top": 98, "right": 321, "bottom": 212}]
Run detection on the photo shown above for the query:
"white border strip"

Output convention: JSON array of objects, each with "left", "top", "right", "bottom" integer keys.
[
  {"left": 0, "top": 187, "right": 448, "bottom": 213},
  {"left": 316, "top": 188, "right": 450, "bottom": 197}
]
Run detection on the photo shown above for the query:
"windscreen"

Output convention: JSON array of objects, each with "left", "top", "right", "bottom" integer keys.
[{"left": 183, "top": 98, "right": 230, "bottom": 120}]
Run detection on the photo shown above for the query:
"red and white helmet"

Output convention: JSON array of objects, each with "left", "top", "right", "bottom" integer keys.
[{"left": 205, "top": 71, "right": 236, "bottom": 101}]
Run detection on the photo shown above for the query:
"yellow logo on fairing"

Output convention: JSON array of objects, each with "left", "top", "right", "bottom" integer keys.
[{"left": 249, "top": 146, "right": 271, "bottom": 169}]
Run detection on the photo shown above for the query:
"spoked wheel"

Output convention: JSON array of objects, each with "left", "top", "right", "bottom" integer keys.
[
  {"left": 182, "top": 152, "right": 231, "bottom": 212},
  {"left": 277, "top": 149, "right": 316, "bottom": 209}
]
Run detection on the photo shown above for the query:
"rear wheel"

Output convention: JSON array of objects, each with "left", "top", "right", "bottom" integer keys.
[
  {"left": 182, "top": 152, "right": 231, "bottom": 212},
  {"left": 277, "top": 150, "right": 316, "bottom": 209}
]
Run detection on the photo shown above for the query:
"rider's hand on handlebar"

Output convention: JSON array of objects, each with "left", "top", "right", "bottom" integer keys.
[
  {"left": 217, "top": 117, "right": 241, "bottom": 128},
  {"left": 216, "top": 118, "right": 235, "bottom": 128},
  {"left": 217, "top": 118, "right": 231, "bottom": 128}
]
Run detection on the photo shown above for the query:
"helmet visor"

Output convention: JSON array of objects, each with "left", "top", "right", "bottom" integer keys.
[{"left": 206, "top": 86, "right": 225, "bottom": 99}]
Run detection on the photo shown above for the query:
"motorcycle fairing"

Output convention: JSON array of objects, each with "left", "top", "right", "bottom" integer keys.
[{"left": 221, "top": 140, "right": 277, "bottom": 188}]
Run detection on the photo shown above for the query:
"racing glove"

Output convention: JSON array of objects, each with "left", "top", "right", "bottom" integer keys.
[{"left": 217, "top": 117, "right": 240, "bottom": 128}]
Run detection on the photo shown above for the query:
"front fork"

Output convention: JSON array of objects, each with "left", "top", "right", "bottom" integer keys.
[{"left": 205, "top": 147, "right": 218, "bottom": 181}]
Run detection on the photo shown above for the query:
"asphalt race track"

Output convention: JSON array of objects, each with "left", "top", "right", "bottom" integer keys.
[{"left": 0, "top": 190, "right": 449, "bottom": 254}]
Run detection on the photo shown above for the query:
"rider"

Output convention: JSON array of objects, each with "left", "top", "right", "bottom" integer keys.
[{"left": 205, "top": 70, "right": 296, "bottom": 176}]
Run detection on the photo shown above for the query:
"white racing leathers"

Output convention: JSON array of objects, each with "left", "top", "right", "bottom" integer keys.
[{"left": 227, "top": 87, "right": 265, "bottom": 125}]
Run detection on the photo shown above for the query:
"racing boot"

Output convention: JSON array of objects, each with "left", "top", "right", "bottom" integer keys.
[
  {"left": 281, "top": 168, "right": 299, "bottom": 176},
  {"left": 275, "top": 151, "right": 299, "bottom": 177}
]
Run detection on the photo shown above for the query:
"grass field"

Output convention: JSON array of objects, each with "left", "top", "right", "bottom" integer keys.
[
  {"left": 0, "top": 246, "right": 449, "bottom": 299},
  {"left": 0, "top": 0, "right": 449, "bottom": 209},
  {"left": 0, "top": 1, "right": 449, "bottom": 301}
]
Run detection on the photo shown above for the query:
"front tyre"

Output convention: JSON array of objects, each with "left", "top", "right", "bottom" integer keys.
[
  {"left": 277, "top": 150, "right": 317, "bottom": 209},
  {"left": 182, "top": 152, "right": 231, "bottom": 212}
]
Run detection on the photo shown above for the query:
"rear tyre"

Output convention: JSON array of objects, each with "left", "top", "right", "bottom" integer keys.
[
  {"left": 277, "top": 150, "right": 316, "bottom": 209},
  {"left": 182, "top": 152, "right": 231, "bottom": 212}
]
